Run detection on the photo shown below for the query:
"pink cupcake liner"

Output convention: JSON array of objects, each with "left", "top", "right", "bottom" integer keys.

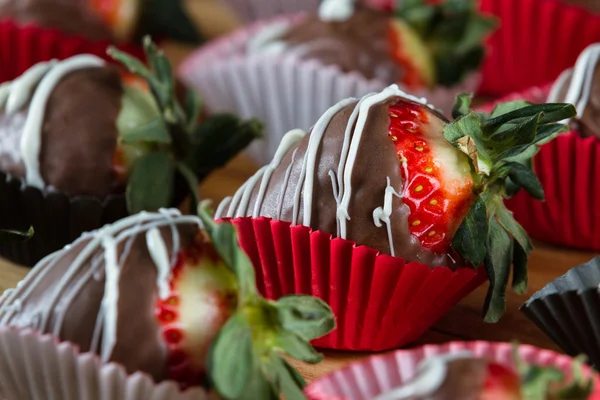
[
  {"left": 229, "top": 217, "right": 487, "bottom": 352},
  {"left": 0, "top": 327, "right": 207, "bottom": 400},
  {"left": 217, "top": 0, "right": 321, "bottom": 22},
  {"left": 0, "top": 21, "right": 145, "bottom": 83},
  {"left": 305, "top": 341, "right": 600, "bottom": 400},
  {"left": 478, "top": 0, "right": 600, "bottom": 96},
  {"left": 178, "top": 14, "right": 480, "bottom": 165},
  {"left": 479, "top": 85, "right": 600, "bottom": 251}
]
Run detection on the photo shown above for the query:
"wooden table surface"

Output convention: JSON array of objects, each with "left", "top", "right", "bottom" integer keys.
[{"left": 0, "top": 153, "right": 596, "bottom": 384}]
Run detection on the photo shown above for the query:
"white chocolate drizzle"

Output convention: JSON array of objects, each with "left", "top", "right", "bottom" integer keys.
[
  {"left": 547, "top": 43, "right": 600, "bottom": 123},
  {"left": 318, "top": 0, "right": 356, "bottom": 22},
  {"left": 0, "top": 55, "right": 106, "bottom": 188},
  {"left": 218, "top": 85, "right": 444, "bottom": 262},
  {"left": 0, "top": 209, "right": 201, "bottom": 363},
  {"left": 374, "top": 351, "right": 474, "bottom": 400}
]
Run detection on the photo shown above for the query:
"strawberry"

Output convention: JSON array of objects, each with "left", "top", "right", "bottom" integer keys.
[
  {"left": 482, "top": 362, "right": 522, "bottom": 400},
  {"left": 89, "top": 0, "right": 141, "bottom": 42},
  {"left": 107, "top": 38, "right": 261, "bottom": 214},
  {"left": 388, "top": 0, "right": 497, "bottom": 88},
  {"left": 192, "top": 203, "right": 336, "bottom": 400},
  {"left": 384, "top": 94, "right": 576, "bottom": 322}
]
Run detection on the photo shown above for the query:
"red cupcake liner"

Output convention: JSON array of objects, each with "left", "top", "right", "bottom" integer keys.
[
  {"left": 0, "top": 21, "right": 145, "bottom": 83},
  {"left": 229, "top": 217, "right": 488, "bottom": 352},
  {"left": 479, "top": 85, "right": 600, "bottom": 251},
  {"left": 305, "top": 341, "right": 600, "bottom": 399},
  {"left": 478, "top": 0, "right": 600, "bottom": 96}
]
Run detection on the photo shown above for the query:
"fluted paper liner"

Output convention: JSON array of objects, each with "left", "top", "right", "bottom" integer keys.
[
  {"left": 479, "top": 85, "right": 600, "bottom": 251},
  {"left": 304, "top": 341, "right": 600, "bottom": 400},
  {"left": 522, "top": 257, "right": 600, "bottom": 369},
  {"left": 0, "top": 172, "right": 128, "bottom": 267},
  {"left": 178, "top": 15, "right": 480, "bottom": 165},
  {"left": 0, "top": 21, "right": 145, "bottom": 83},
  {"left": 478, "top": 0, "right": 600, "bottom": 96},
  {"left": 0, "top": 327, "right": 208, "bottom": 400},
  {"left": 229, "top": 217, "right": 487, "bottom": 352},
  {"left": 217, "top": 0, "right": 320, "bottom": 23}
]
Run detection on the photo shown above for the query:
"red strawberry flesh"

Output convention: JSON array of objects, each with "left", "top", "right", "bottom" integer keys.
[{"left": 388, "top": 100, "right": 474, "bottom": 254}]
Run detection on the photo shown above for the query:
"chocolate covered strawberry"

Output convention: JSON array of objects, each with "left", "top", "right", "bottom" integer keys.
[
  {"left": 0, "top": 38, "right": 260, "bottom": 213},
  {"left": 0, "top": 0, "right": 200, "bottom": 44},
  {"left": 217, "top": 85, "right": 575, "bottom": 322},
  {"left": 254, "top": 0, "right": 496, "bottom": 89},
  {"left": 376, "top": 347, "right": 594, "bottom": 400},
  {"left": 0, "top": 206, "right": 335, "bottom": 399}
]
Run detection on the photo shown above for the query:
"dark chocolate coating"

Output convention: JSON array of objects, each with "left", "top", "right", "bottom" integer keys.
[
  {"left": 0, "top": 66, "right": 124, "bottom": 197},
  {"left": 222, "top": 97, "right": 454, "bottom": 266},
  {"left": 0, "top": 0, "right": 113, "bottom": 40},
  {"left": 282, "top": 8, "right": 402, "bottom": 82},
  {"left": 0, "top": 220, "right": 198, "bottom": 383}
]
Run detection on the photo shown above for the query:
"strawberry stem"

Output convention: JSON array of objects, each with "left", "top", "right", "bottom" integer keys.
[{"left": 444, "top": 96, "right": 576, "bottom": 322}]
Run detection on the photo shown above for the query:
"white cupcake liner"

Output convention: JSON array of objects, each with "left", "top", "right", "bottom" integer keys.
[
  {"left": 304, "top": 341, "right": 600, "bottom": 400},
  {"left": 0, "top": 327, "right": 209, "bottom": 400},
  {"left": 217, "top": 0, "right": 321, "bottom": 22},
  {"left": 178, "top": 14, "right": 480, "bottom": 165}
]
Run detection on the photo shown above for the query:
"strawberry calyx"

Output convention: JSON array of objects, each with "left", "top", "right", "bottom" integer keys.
[
  {"left": 513, "top": 345, "right": 594, "bottom": 399},
  {"left": 0, "top": 227, "right": 33, "bottom": 243},
  {"left": 198, "top": 202, "right": 336, "bottom": 400},
  {"left": 444, "top": 95, "right": 576, "bottom": 322},
  {"left": 108, "top": 37, "right": 261, "bottom": 215},
  {"left": 394, "top": 0, "right": 498, "bottom": 86}
]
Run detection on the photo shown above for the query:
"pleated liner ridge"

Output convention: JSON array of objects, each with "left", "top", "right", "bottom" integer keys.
[
  {"left": 304, "top": 341, "right": 600, "bottom": 400},
  {"left": 0, "top": 21, "right": 145, "bottom": 83},
  {"left": 521, "top": 257, "right": 600, "bottom": 369},
  {"left": 478, "top": 0, "right": 600, "bottom": 96},
  {"left": 230, "top": 217, "right": 488, "bottom": 352},
  {"left": 0, "top": 327, "right": 207, "bottom": 400}
]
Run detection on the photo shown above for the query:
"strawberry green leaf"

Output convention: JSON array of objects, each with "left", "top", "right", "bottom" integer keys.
[
  {"left": 451, "top": 93, "right": 472, "bottom": 119},
  {"left": 126, "top": 151, "right": 174, "bottom": 214},
  {"left": 0, "top": 227, "right": 34, "bottom": 243},
  {"left": 490, "top": 100, "right": 530, "bottom": 118},
  {"left": 275, "top": 331, "right": 323, "bottom": 364},
  {"left": 184, "top": 89, "right": 202, "bottom": 131},
  {"left": 107, "top": 47, "right": 153, "bottom": 82},
  {"left": 506, "top": 162, "right": 544, "bottom": 200},
  {"left": 482, "top": 103, "right": 575, "bottom": 133},
  {"left": 275, "top": 295, "right": 336, "bottom": 341},
  {"left": 511, "top": 240, "right": 528, "bottom": 295},
  {"left": 119, "top": 118, "right": 172, "bottom": 145},
  {"left": 175, "top": 161, "right": 200, "bottom": 211},
  {"left": 483, "top": 217, "right": 512, "bottom": 323},
  {"left": 489, "top": 114, "right": 538, "bottom": 148},
  {"left": 452, "top": 196, "right": 488, "bottom": 267},
  {"left": 237, "top": 369, "right": 277, "bottom": 400},
  {"left": 444, "top": 113, "right": 492, "bottom": 175},
  {"left": 210, "top": 313, "right": 253, "bottom": 400},
  {"left": 269, "top": 356, "right": 308, "bottom": 400}
]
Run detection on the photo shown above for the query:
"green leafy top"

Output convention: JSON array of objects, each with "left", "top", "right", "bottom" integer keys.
[
  {"left": 444, "top": 95, "right": 576, "bottom": 322},
  {"left": 0, "top": 228, "right": 33, "bottom": 244},
  {"left": 513, "top": 345, "right": 594, "bottom": 399},
  {"left": 198, "top": 202, "right": 336, "bottom": 400},
  {"left": 108, "top": 37, "right": 262, "bottom": 215},
  {"left": 395, "top": 0, "right": 498, "bottom": 86}
]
